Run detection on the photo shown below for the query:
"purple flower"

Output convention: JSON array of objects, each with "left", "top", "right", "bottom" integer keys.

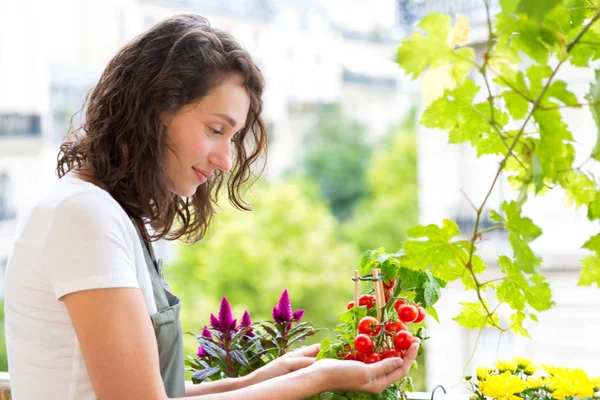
[
  {"left": 201, "top": 325, "right": 212, "bottom": 339},
  {"left": 293, "top": 309, "right": 305, "bottom": 322},
  {"left": 240, "top": 310, "right": 255, "bottom": 337},
  {"left": 196, "top": 345, "right": 208, "bottom": 358},
  {"left": 210, "top": 313, "right": 220, "bottom": 331},
  {"left": 272, "top": 289, "right": 304, "bottom": 325},
  {"left": 218, "top": 296, "right": 237, "bottom": 333}
]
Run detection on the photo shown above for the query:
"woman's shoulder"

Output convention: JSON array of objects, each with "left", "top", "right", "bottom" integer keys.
[{"left": 36, "top": 175, "right": 133, "bottom": 230}]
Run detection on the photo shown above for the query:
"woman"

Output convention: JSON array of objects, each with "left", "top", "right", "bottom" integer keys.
[{"left": 4, "top": 14, "right": 419, "bottom": 399}]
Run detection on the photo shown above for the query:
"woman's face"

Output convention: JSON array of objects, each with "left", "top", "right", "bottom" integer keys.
[{"left": 162, "top": 74, "right": 250, "bottom": 197}]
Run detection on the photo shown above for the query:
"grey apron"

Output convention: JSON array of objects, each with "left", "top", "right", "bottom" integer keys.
[{"left": 132, "top": 219, "right": 185, "bottom": 398}]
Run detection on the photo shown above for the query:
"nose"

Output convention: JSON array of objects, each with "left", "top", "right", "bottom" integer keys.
[{"left": 208, "top": 140, "right": 233, "bottom": 172}]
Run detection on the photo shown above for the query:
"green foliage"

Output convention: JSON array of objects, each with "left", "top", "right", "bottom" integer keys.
[
  {"left": 297, "top": 104, "right": 371, "bottom": 220},
  {"left": 341, "top": 119, "right": 419, "bottom": 253},
  {"left": 0, "top": 300, "right": 7, "bottom": 372},
  {"left": 396, "top": 1, "right": 600, "bottom": 336}
]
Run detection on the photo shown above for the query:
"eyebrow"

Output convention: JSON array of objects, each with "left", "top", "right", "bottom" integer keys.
[{"left": 213, "top": 113, "right": 237, "bottom": 129}]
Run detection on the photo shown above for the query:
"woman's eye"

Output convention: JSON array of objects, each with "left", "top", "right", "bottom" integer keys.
[{"left": 208, "top": 127, "right": 223, "bottom": 135}]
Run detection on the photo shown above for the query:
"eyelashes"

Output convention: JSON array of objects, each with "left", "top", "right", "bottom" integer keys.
[{"left": 208, "top": 126, "right": 239, "bottom": 143}]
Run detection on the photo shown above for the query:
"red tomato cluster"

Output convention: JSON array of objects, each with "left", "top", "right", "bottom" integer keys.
[{"left": 341, "top": 280, "right": 427, "bottom": 364}]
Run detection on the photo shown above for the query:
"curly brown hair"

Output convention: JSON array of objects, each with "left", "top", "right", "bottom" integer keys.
[{"left": 56, "top": 14, "right": 268, "bottom": 244}]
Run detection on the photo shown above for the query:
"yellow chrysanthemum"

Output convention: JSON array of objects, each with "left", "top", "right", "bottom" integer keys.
[
  {"left": 481, "top": 371, "right": 526, "bottom": 400},
  {"left": 523, "top": 364, "right": 538, "bottom": 376},
  {"left": 495, "top": 359, "right": 518, "bottom": 374},
  {"left": 477, "top": 366, "right": 491, "bottom": 381},
  {"left": 513, "top": 357, "right": 532, "bottom": 370},
  {"left": 447, "top": 14, "right": 470, "bottom": 48},
  {"left": 543, "top": 364, "right": 563, "bottom": 376},
  {"left": 546, "top": 367, "right": 595, "bottom": 400},
  {"left": 526, "top": 376, "right": 545, "bottom": 389}
]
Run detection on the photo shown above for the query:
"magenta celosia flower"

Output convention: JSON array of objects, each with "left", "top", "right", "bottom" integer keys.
[
  {"left": 292, "top": 309, "right": 305, "bottom": 322},
  {"left": 217, "top": 296, "right": 237, "bottom": 333},
  {"left": 272, "top": 289, "right": 304, "bottom": 324},
  {"left": 210, "top": 313, "right": 220, "bottom": 331},
  {"left": 197, "top": 345, "right": 208, "bottom": 358},
  {"left": 240, "top": 310, "right": 255, "bottom": 337},
  {"left": 201, "top": 325, "right": 212, "bottom": 339}
]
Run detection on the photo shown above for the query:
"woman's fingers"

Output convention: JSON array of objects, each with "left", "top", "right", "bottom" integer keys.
[
  {"left": 366, "top": 341, "right": 420, "bottom": 391},
  {"left": 286, "top": 343, "right": 320, "bottom": 358}
]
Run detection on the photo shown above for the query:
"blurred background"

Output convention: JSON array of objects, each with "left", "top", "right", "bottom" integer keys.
[{"left": 1, "top": 0, "right": 599, "bottom": 394}]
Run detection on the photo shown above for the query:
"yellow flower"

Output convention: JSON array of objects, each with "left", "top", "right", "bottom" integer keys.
[
  {"left": 495, "top": 359, "right": 518, "bottom": 374},
  {"left": 447, "top": 14, "right": 470, "bottom": 48},
  {"left": 546, "top": 367, "right": 595, "bottom": 400},
  {"left": 481, "top": 371, "right": 526, "bottom": 400},
  {"left": 477, "top": 366, "right": 491, "bottom": 381},
  {"left": 513, "top": 357, "right": 532, "bottom": 370},
  {"left": 526, "top": 376, "right": 545, "bottom": 389},
  {"left": 523, "top": 364, "right": 538, "bottom": 376}
]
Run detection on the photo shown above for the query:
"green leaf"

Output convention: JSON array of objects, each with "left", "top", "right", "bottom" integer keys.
[
  {"left": 585, "top": 69, "right": 600, "bottom": 161},
  {"left": 547, "top": 80, "right": 579, "bottom": 106},
  {"left": 497, "top": 201, "right": 543, "bottom": 273},
  {"left": 396, "top": 14, "right": 453, "bottom": 80},
  {"left": 583, "top": 233, "right": 600, "bottom": 252},
  {"left": 558, "top": 171, "right": 596, "bottom": 208},
  {"left": 415, "top": 271, "right": 442, "bottom": 307},
  {"left": 496, "top": 255, "right": 554, "bottom": 313},
  {"left": 403, "top": 219, "right": 471, "bottom": 282},
  {"left": 516, "top": 0, "right": 561, "bottom": 25},
  {"left": 510, "top": 311, "right": 531, "bottom": 338},
  {"left": 453, "top": 301, "right": 499, "bottom": 329},
  {"left": 357, "top": 248, "right": 385, "bottom": 275},
  {"left": 502, "top": 90, "right": 530, "bottom": 120},
  {"left": 421, "top": 80, "right": 509, "bottom": 156},
  {"left": 578, "top": 254, "right": 600, "bottom": 287}
]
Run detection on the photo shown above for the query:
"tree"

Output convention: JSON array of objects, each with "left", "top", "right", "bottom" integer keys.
[
  {"left": 342, "top": 115, "right": 419, "bottom": 253},
  {"left": 295, "top": 104, "right": 371, "bottom": 220}
]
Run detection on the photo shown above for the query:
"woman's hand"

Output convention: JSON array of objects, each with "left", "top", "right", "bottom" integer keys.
[
  {"left": 247, "top": 344, "right": 320, "bottom": 384},
  {"left": 311, "top": 340, "right": 420, "bottom": 394}
]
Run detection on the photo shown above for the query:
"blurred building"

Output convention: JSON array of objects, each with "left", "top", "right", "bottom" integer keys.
[
  {"left": 0, "top": 0, "right": 414, "bottom": 293},
  {"left": 393, "top": 0, "right": 600, "bottom": 391}
]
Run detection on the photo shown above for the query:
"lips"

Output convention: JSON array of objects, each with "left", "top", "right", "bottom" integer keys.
[{"left": 192, "top": 167, "right": 210, "bottom": 183}]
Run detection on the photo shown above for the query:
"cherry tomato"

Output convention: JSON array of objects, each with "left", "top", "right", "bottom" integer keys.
[
  {"left": 358, "top": 294, "right": 374, "bottom": 309},
  {"left": 358, "top": 316, "right": 382, "bottom": 336},
  {"left": 384, "top": 319, "right": 407, "bottom": 334},
  {"left": 344, "top": 352, "right": 357, "bottom": 361},
  {"left": 383, "top": 279, "right": 396, "bottom": 291},
  {"left": 382, "top": 349, "right": 404, "bottom": 359},
  {"left": 354, "top": 334, "right": 375, "bottom": 354},
  {"left": 355, "top": 352, "right": 365, "bottom": 362},
  {"left": 347, "top": 301, "right": 355, "bottom": 310},
  {"left": 393, "top": 330, "right": 414, "bottom": 351},
  {"left": 393, "top": 299, "right": 406, "bottom": 313},
  {"left": 414, "top": 306, "right": 426, "bottom": 323},
  {"left": 363, "top": 352, "right": 382, "bottom": 364},
  {"left": 397, "top": 304, "right": 419, "bottom": 323}
]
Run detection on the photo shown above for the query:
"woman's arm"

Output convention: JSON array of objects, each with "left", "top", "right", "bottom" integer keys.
[{"left": 185, "top": 345, "right": 320, "bottom": 396}]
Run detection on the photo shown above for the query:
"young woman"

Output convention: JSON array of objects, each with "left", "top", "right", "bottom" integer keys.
[{"left": 4, "top": 14, "right": 419, "bottom": 400}]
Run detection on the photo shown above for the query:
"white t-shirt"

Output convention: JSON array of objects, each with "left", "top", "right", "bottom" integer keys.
[{"left": 4, "top": 174, "right": 158, "bottom": 400}]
